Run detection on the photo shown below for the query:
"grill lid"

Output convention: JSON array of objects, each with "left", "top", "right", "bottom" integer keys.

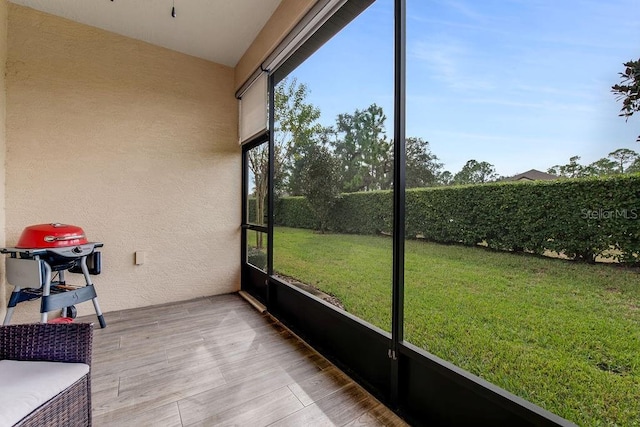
[{"left": 16, "top": 223, "right": 89, "bottom": 249}]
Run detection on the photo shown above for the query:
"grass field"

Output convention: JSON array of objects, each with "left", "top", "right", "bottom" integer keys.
[{"left": 273, "top": 226, "right": 640, "bottom": 426}]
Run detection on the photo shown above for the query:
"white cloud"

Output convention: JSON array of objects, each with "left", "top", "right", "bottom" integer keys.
[{"left": 409, "top": 39, "right": 496, "bottom": 92}]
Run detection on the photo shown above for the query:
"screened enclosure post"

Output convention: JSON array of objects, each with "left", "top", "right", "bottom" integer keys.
[
  {"left": 241, "top": 146, "right": 248, "bottom": 284},
  {"left": 267, "top": 73, "right": 276, "bottom": 307},
  {"left": 391, "top": 0, "right": 406, "bottom": 406}
]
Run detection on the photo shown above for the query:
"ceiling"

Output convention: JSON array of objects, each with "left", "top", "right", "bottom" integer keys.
[{"left": 9, "top": 0, "right": 283, "bottom": 67}]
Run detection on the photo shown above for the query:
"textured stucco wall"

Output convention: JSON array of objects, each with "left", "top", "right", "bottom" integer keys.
[
  {"left": 6, "top": 4, "right": 240, "bottom": 323},
  {"left": 235, "top": 0, "right": 317, "bottom": 90},
  {"left": 0, "top": 0, "right": 7, "bottom": 321}
]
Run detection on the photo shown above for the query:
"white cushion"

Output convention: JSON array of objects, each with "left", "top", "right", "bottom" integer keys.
[{"left": 0, "top": 360, "right": 89, "bottom": 427}]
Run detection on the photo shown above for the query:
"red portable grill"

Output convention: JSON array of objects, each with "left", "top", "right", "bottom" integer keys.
[{"left": 2, "top": 223, "right": 106, "bottom": 328}]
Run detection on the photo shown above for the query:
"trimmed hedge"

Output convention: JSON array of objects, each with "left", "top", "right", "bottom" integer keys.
[{"left": 274, "top": 175, "right": 640, "bottom": 263}]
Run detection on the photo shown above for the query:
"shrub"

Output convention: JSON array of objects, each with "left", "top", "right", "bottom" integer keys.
[
  {"left": 274, "top": 174, "right": 640, "bottom": 263},
  {"left": 275, "top": 196, "right": 318, "bottom": 229}
]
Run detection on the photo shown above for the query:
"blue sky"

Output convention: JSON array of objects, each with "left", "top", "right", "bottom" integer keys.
[{"left": 286, "top": 0, "right": 640, "bottom": 177}]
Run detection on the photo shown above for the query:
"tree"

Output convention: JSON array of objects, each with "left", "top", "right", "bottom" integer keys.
[
  {"left": 548, "top": 156, "right": 587, "bottom": 178},
  {"left": 453, "top": 160, "right": 497, "bottom": 184},
  {"left": 550, "top": 150, "right": 639, "bottom": 178},
  {"left": 586, "top": 158, "right": 617, "bottom": 176},
  {"left": 608, "top": 148, "right": 638, "bottom": 173},
  {"left": 438, "top": 170, "right": 454, "bottom": 186},
  {"left": 299, "top": 145, "right": 342, "bottom": 233},
  {"left": 248, "top": 78, "right": 321, "bottom": 249},
  {"left": 333, "top": 104, "right": 391, "bottom": 192},
  {"left": 627, "top": 158, "right": 640, "bottom": 174},
  {"left": 404, "top": 137, "right": 443, "bottom": 188},
  {"left": 247, "top": 145, "right": 268, "bottom": 249},
  {"left": 274, "top": 77, "right": 323, "bottom": 195},
  {"left": 612, "top": 59, "right": 640, "bottom": 142}
]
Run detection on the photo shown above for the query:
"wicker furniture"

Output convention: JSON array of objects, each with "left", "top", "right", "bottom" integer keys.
[{"left": 0, "top": 323, "right": 93, "bottom": 427}]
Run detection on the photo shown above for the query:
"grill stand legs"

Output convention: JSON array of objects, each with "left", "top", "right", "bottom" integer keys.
[
  {"left": 79, "top": 256, "right": 107, "bottom": 328},
  {"left": 3, "top": 286, "right": 20, "bottom": 326},
  {"left": 3, "top": 255, "right": 107, "bottom": 328},
  {"left": 92, "top": 300, "right": 107, "bottom": 328}
]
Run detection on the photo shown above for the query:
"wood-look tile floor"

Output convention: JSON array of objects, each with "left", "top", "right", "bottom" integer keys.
[{"left": 79, "top": 293, "right": 408, "bottom": 426}]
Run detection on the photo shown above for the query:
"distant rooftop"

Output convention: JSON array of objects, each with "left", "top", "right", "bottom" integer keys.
[{"left": 505, "top": 169, "right": 558, "bottom": 182}]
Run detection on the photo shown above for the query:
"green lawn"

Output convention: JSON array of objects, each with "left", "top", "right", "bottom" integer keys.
[{"left": 273, "top": 226, "right": 640, "bottom": 426}]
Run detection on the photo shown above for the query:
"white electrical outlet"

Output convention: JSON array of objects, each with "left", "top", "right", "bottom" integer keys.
[{"left": 135, "top": 251, "right": 146, "bottom": 265}]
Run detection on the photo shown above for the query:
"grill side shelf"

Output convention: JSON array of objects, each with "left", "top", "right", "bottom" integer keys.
[{"left": 1, "top": 247, "right": 48, "bottom": 256}]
